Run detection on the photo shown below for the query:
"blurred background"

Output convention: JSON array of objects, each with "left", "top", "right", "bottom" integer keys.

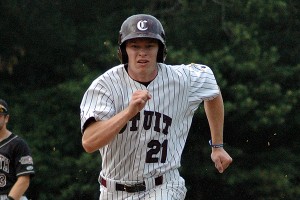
[{"left": 0, "top": 0, "right": 299, "bottom": 199}]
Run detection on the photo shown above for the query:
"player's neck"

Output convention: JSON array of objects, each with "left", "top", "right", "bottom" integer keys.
[
  {"left": 126, "top": 64, "right": 158, "bottom": 83},
  {"left": 0, "top": 129, "right": 11, "bottom": 142}
]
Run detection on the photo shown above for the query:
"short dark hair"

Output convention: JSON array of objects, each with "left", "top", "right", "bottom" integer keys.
[{"left": 0, "top": 99, "right": 9, "bottom": 114}]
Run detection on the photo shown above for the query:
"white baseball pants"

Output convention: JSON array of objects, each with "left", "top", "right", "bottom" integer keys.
[{"left": 99, "top": 169, "right": 187, "bottom": 200}]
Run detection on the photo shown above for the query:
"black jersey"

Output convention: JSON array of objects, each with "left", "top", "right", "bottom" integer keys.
[{"left": 0, "top": 133, "right": 35, "bottom": 194}]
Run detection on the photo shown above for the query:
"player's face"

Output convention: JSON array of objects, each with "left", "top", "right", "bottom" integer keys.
[
  {"left": 126, "top": 38, "right": 159, "bottom": 80},
  {"left": 0, "top": 114, "right": 8, "bottom": 132}
]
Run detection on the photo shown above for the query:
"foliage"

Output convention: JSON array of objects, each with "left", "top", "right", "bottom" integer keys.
[{"left": 0, "top": 0, "right": 299, "bottom": 199}]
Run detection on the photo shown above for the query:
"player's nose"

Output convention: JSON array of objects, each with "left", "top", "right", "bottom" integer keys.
[{"left": 138, "top": 47, "right": 148, "bottom": 56}]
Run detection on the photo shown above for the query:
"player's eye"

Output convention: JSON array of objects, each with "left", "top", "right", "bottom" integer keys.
[
  {"left": 147, "top": 42, "right": 158, "bottom": 48},
  {"left": 146, "top": 44, "right": 153, "bottom": 48},
  {"left": 128, "top": 44, "right": 139, "bottom": 49}
]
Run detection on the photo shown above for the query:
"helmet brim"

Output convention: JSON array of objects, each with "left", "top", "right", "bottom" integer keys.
[{"left": 121, "top": 32, "right": 165, "bottom": 45}]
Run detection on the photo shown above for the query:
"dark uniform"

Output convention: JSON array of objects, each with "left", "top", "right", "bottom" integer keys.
[
  {"left": 0, "top": 133, "right": 35, "bottom": 195},
  {"left": 0, "top": 99, "right": 35, "bottom": 199}
]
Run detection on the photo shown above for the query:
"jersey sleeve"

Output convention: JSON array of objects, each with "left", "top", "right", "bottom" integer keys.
[
  {"left": 189, "top": 64, "right": 220, "bottom": 102},
  {"left": 80, "top": 77, "right": 115, "bottom": 133},
  {"left": 14, "top": 139, "right": 35, "bottom": 177}
]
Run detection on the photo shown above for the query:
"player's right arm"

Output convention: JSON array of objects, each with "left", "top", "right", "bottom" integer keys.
[{"left": 82, "top": 90, "right": 151, "bottom": 153}]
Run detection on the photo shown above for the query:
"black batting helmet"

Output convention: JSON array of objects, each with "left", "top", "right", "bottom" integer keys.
[
  {"left": 118, "top": 14, "right": 167, "bottom": 64},
  {"left": 0, "top": 99, "right": 9, "bottom": 115}
]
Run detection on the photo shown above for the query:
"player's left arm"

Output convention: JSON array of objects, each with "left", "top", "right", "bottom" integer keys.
[
  {"left": 204, "top": 92, "right": 233, "bottom": 173},
  {"left": 8, "top": 175, "right": 30, "bottom": 199}
]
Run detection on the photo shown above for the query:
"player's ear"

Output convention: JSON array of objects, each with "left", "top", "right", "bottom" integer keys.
[
  {"left": 4, "top": 114, "right": 9, "bottom": 123},
  {"left": 118, "top": 47, "right": 122, "bottom": 63},
  {"left": 118, "top": 44, "right": 128, "bottom": 64}
]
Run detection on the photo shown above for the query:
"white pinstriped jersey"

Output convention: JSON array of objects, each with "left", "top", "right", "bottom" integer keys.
[{"left": 80, "top": 63, "right": 220, "bottom": 182}]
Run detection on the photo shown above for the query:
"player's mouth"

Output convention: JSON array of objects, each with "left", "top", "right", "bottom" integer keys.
[
  {"left": 137, "top": 59, "right": 149, "bottom": 64},
  {"left": 137, "top": 60, "right": 150, "bottom": 67}
]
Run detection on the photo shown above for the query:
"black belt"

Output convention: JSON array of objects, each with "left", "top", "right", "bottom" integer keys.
[{"left": 100, "top": 176, "right": 163, "bottom": 193}]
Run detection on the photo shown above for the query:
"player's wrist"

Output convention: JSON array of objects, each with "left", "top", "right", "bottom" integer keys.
[
  {"left": 209, "top": 140, "right": 224, "bottom": 148},
  {"left": 7, "top": 196, "right": 15, "bottom": 200}
]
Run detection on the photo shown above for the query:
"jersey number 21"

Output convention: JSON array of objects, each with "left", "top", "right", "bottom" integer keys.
[{"left": 146, "top": 139, "right": 168, "bottom": 163}]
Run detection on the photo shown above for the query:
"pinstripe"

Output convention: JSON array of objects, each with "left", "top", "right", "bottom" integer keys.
[{"left": 81, "top": 63, "right": 219, "bottom": 199}]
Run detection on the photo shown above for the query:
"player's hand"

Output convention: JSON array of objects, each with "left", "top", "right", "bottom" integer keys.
[
  {"left": 129, "top": 90, "right": 152, "bottom": 114},
  {"left": 211, "top": 148, "right": 232, "bottom": 173}
]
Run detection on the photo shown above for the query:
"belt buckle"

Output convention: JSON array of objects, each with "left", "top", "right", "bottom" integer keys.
[{"left": 124, "top": 183, "right": 146, "bottom": 193}]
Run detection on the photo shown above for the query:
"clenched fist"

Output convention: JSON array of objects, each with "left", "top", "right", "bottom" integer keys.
[{"left": 128, "top": 90, "right": 152, "bottom": 115}]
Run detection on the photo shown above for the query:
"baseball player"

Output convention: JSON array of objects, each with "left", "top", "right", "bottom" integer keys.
[
  {"left": 0, "top": 99, "right": 35, "bottom": 200},
  {"left": 80, "top": 14, "right": 232, "bottom": 200}
]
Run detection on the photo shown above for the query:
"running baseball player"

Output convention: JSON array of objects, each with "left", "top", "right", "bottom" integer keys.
[
  {"left": 80, "top": 14, "right": 232, "bottom": 200},
  {"left": 0, "top": 99, "right": 35, "bottom": 200}
]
